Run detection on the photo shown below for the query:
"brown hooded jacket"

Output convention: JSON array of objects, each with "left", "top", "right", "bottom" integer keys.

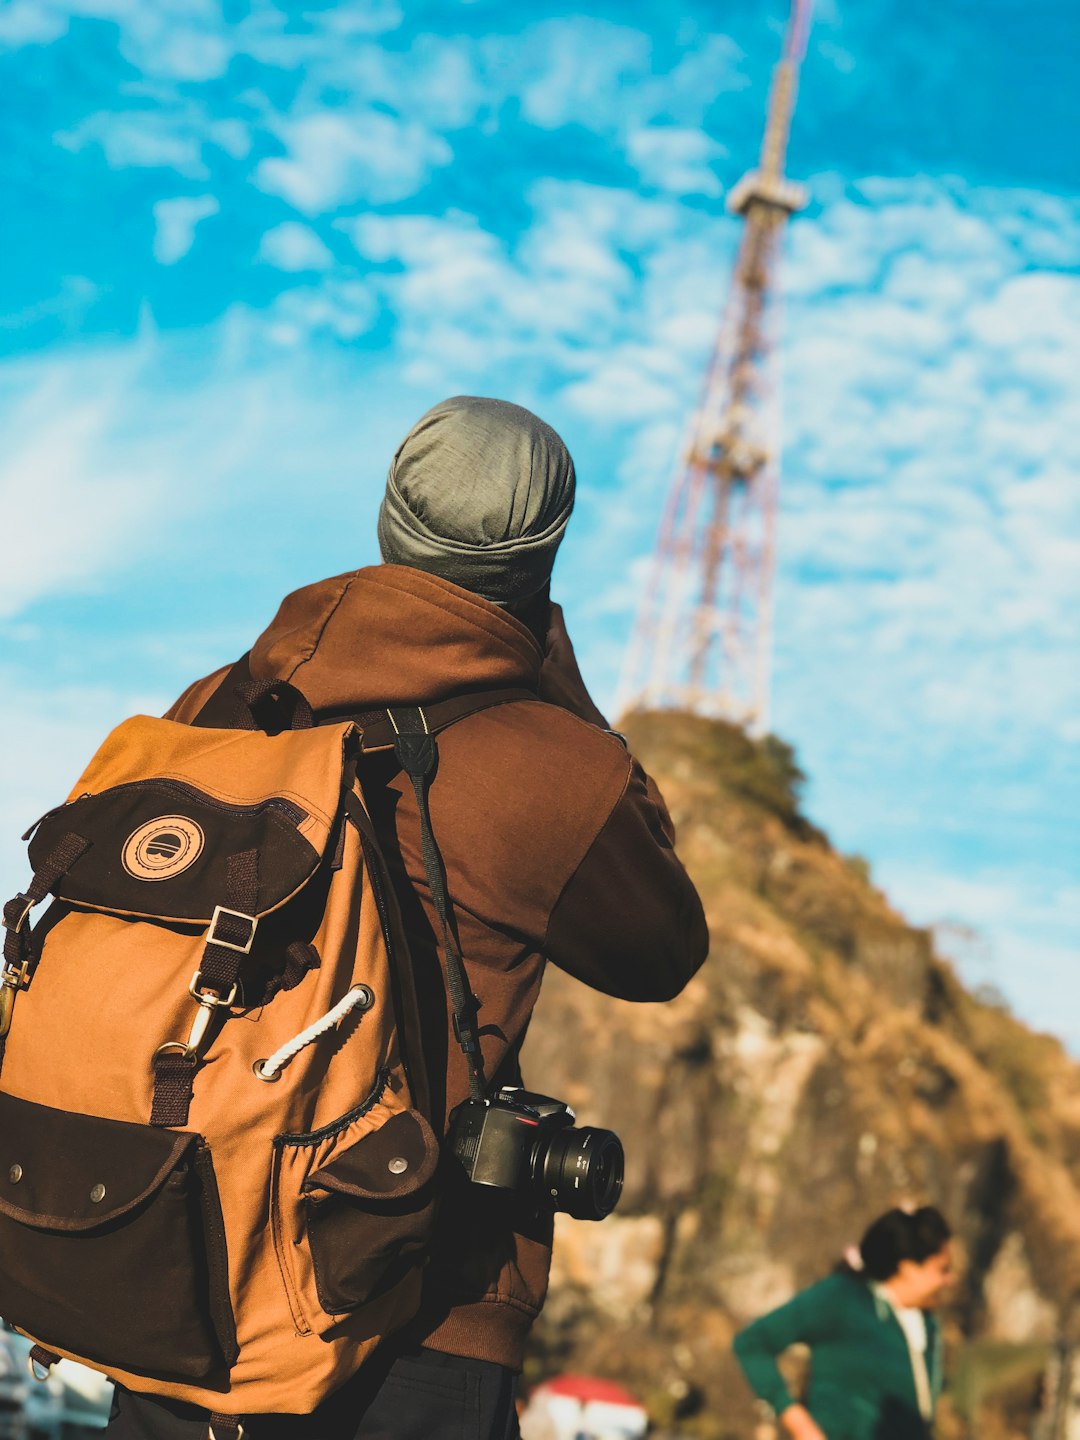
[{"left": 166, "top": 563, "right": 709, "bottom": 1371}]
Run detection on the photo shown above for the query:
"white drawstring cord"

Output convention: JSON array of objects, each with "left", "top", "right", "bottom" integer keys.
[{"left": 253, "top": 984, "right": 374, "bottom": 1082}]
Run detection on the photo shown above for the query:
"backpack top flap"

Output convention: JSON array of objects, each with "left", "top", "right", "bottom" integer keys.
[{"left": 27, "top": 715, "right": 358, "bottom": 924}]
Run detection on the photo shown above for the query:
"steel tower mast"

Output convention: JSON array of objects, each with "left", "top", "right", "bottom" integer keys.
[{"left": 618, "top": 0, "right": 811, "bottom": 733}]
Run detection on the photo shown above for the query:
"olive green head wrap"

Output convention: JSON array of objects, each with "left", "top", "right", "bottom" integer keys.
[{"left": 377, "top": 395, "right": 576, "bottom": 604}]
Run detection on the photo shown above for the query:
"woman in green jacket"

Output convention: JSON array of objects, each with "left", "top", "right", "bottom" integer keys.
[{"left": 733, "top": 1207, "right": 955, "bottom": 1440}]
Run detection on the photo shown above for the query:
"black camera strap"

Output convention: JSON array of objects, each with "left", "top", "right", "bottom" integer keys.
[{"left": 388, "top": 706, "right": 487, "bottom": 1103}]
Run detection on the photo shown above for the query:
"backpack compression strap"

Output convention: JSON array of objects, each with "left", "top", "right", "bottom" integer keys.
[
  {"left": 150, "top": 852, "right": 259, "bottom": 1127},
  {"left": 388, "top": 707, "right": 487, "bottom": 1104}
]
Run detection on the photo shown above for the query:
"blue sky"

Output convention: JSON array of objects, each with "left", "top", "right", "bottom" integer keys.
[{"left": 1, "top": 0, "right": 1077, "bottom": 1043}]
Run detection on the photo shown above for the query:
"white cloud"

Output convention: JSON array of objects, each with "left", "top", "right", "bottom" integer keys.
[
  {"left": 0, "top": 353, "right": 173, "bottom": 619},
  {"left": 0, "top": 0, "right": 235, "bottom": 83},
  {"left": 257, "top": 221, "right": 334, "bottom": 273},
  {"left": 237, "top": 0, "right": 403, "bottom": 67},
  {"left": 310, "top": 0, "right": 403, "bottom": 38},
  {"left": 0, "top": 1, "right": 67, "bottom": 47},
  {"left": 152, "top": 194, "right": 219, "bottom": 264},
  {"left": 779, "top": 212, "right": 1080, "bottom": 696},
  {"left": 562, "top": 353, "right": 683, "bottom": 422},
  {"left": 818, "top": 39, "right": 856, "bottom": 74},
  {"left": 149, "top": 27, "right": 230, "bottom": 82},
  {"left": 57, "top": 110, "right": 209, "bottom": 179},
  {"left": 343, "top": 181, "right": 714, "bottom": 396},
  {"left": 0, "top": 276, "right": 100, "bottom": 334},
  {"left": 967, "top": 271, "right": 1079, "bottom": 361},
  {"left": 518, "top": 20, "right": 652, "bottom": 131},
  {"left": 663, "top": 33, "right": 751, "bottom": 114},
  {"left": 257, "top": 111, "right": 452, "bottom": 212},
  {"left": 513, "top": 24, "right": 746, "bottom": 137},
  {"left": 627, "top": 126, "right": 726, "bottom": 197},
  {"left": 55, "top": 0, "right": 232, "bottom": 80},
  {"left": 0, "top": 301, "right": 425, "bottom": 586},
  {"left": 259, "top": 278, "right": 377, "bottom": 345},
  {"left": 208, "top": 118, "right": 252, "bottom": 160},
  {"left": 315, "top": 35, "right": 484, "bottom": 131}
]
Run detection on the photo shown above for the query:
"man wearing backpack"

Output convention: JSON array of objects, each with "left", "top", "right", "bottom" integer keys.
[{"left": 97, "top": 396, "right": 708, "bottom": 1439}]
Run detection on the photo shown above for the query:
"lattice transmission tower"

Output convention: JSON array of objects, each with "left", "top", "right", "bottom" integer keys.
[{"left": 617, "top": 0, "right": 812, "bottom": 733}]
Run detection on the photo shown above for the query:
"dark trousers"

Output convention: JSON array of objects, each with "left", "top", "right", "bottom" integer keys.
[{"left": 106, "top": 1347, "right": 521, "bottom": 1440}]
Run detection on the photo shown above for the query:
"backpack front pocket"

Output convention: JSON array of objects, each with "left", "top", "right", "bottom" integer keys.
[
  {"left": 273, "top": 1104, "right": 439, "bottom": 1328},
  {"left": 305, "top": 1108, "right": 439, "bottom": 1315},
  {"left": 0, "top": 1091, "right": 237, "bottom": 1382}
]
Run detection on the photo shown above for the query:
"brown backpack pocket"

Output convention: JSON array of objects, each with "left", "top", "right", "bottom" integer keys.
[
  {"left": 0, "top": 1091, "right": 237, "bottom": 1381},
  {"left": 300, "top": 1108, "right": 439, "bottom": 1316}
]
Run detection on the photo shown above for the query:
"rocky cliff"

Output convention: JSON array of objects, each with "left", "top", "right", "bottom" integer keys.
[{"left": 520, "top": 712, "right": 1080, "bottom": 1439}]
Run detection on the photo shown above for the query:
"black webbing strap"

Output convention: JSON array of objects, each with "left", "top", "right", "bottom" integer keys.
[
  {"left": 150, "top": 1048, "right": 201, "bottom": 1129},
  {"left": 3, "top": 831, "right": 91, "bottom": 972},
  {"left": 2, "top": 832, "right": 91, "bottom": 1066},
  {"left": 353, "top": 688, "right": 535, "bottom": 752},
  {"left": 234, "top": 678, "right": 313, "bottom": 733},
  {"left": 151, "top": 850, "right": 259, "bottom": 1128},
  {"left": 28, "top": 1344, "right": 61, "bottom": 1380},
  {"left": 208, "top": 1411, "right": 243, "bottom": 1440},
  {"left": 190, "top": 654, "right": 313, "bottom": 734},
  {"left": 260, "top": 940, "right": 320, "bottom": 1005},
  {"left": 191, "top": 654, "right": 532, "bottom": 749},
  {"left": 198, "top": 851, "right": 260, "bottom": 992},
  {"left": 388, "top": 707, "right": 487, "bottom": 1102}
]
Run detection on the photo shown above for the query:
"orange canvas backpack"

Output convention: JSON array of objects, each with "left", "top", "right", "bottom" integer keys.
[{"left": 0, "top": 676, "right": 508, "bottom": 1427}]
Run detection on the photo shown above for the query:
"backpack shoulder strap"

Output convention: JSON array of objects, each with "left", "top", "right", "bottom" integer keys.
[
  {"left": 191, "top": 656, "right": 534, "bottom": 746},
  {"left": 354, "top": 688, "right": 535, "bottom": 751}
]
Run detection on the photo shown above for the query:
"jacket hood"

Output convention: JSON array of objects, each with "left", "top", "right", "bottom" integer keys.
[{"left": 247, "top": 564, "right": 543, "bottom": 711}]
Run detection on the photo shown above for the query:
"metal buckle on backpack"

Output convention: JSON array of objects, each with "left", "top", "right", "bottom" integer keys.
[
  {"left": 206, "top": 905, "right": 258, "bottom": 955},
  {"left": 2, "top": 894, "right": 33, "bottom": 935},
  {"left": 1, "top": 959, "right": 30, "bottom": 990},
  {"left": 0, "top": 960, "right": 31, "bottom": 1038},
  {"left": 154, "top": 975, "right": 239, "bottom": 1064},
  {"left": 153, "top": 1039, "right": 199, "bottom": 1065},
  {"left": 176, "top": 971, "right": 241, "bottom": 1059},
  {"left": 188, "top": 972, "right": 240, "bottom": 1008},
  {"left": 28, "top": 1354, "right": 56, "bottom": 1384}
]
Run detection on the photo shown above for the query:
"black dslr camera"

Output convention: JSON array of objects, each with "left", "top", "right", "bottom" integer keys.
[{"left": 447, "top": 1086, "right": 624, "bottom": 1221}]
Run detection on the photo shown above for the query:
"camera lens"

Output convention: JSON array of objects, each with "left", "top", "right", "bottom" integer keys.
[{"left": 536, "top": 1125, "right": 624, "bottom": 1221}]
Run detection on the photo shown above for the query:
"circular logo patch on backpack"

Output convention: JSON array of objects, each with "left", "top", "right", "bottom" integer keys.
[{"left": 122, "top": 817, "right": 205, "bottom": 881}]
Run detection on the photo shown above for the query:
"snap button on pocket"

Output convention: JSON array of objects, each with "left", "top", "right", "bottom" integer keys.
[
  {"left": 388, "top": 1158, "right": 408, "bottom": 1175},
  {"left": 8, "top": 1165, "right": 22, "bottom": 1184},
  {"left": 90, "top": 1183, "right": 106, "bottom": 1204}
]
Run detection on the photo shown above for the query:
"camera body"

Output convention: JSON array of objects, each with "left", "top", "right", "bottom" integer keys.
[{"left": 447, "top": 1086, "right": 623, "bottom": 1221}]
